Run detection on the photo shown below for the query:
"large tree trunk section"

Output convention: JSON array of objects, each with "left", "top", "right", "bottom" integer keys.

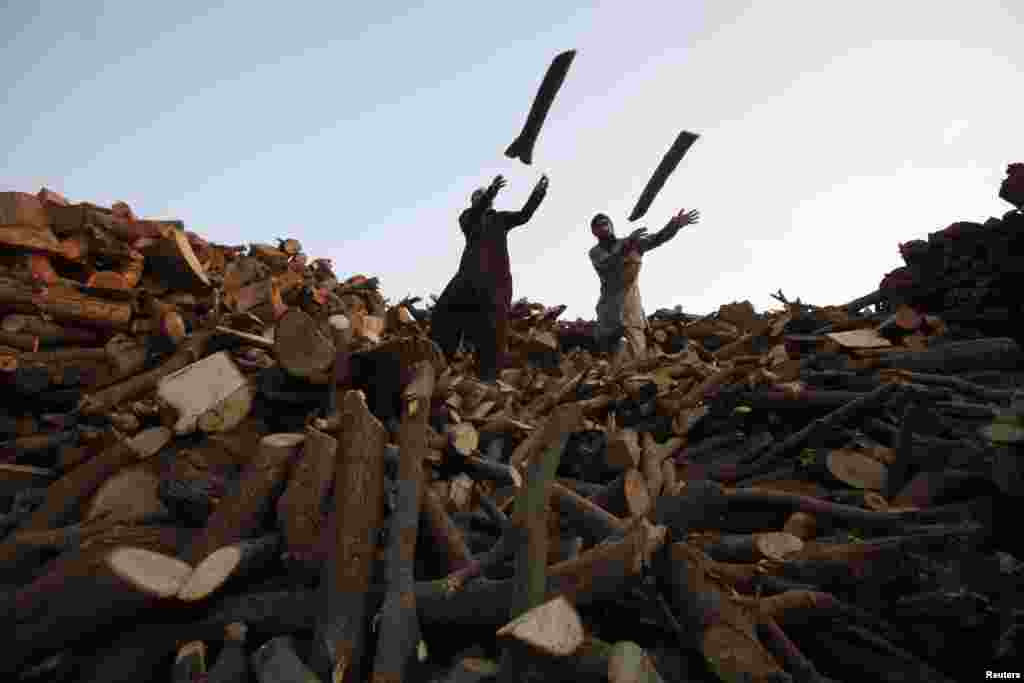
[
  {"left": 183, "top": 433, "right": 304, "bottom": 565},
  {"left": 311, "top": 389, "right": 389, "bottom": 683},
  {"left": 370, "top": 360, "right": 435, "bottom": 683},
  {"left": 274, "top": 309, "right": 336, "bottom": 383},
  {"left": 277, "top": 426, "right": 338, "bottom": 574}
]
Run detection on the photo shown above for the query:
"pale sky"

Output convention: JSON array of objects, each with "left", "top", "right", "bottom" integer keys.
[{"left": 3, "top": 1, "right": 1021, "bottom": 321}]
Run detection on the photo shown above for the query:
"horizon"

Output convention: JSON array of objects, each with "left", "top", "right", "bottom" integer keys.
[{"left": 3, "top": 1, "right": 1021, "bottom": 321}]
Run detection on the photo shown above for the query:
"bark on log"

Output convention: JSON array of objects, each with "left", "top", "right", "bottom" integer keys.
[
  {"left": 207, "top": 622, "right": 250, "bottom": 683},
  {"left": 876, "top": 337, "right": 1023, "bottom": 373},
  {"left": 370, "top": 361, "right": 435, "bottom": 683},
  {"left": 420, "top": 483, "right": 475, "bottom": 573},
  {"left": 183, "top": 433, "right": 304, "bottom": 565},
  {"left": 590, "top": 468, "right": 651, "bottom": 519},
  {"left": 277, "top": 426, "right": 338, "bottom": 572},
  {"left": 311, "top": 389, "right": 389, "bottom": 683},
  {"left": 251, "top": 635, "right": 322, "bottom": 683},
  {"left": 549, "top": 480, "right": 628, "bottom": 545}
]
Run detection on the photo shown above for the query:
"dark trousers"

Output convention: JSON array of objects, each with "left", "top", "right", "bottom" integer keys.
[{"left": 430, "top": 277, "right": 510, "bottom": 382}]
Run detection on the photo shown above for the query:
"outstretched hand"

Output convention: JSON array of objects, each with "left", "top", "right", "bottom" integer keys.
[
  {"left": 533, "top": 174, "right": 549, "bottom": 195},
  {"left": 487, "top": 175, "right": 508, "bottom": 197},
  {"left": 669, "top": 208, "right": 700, "bottom": 230}
]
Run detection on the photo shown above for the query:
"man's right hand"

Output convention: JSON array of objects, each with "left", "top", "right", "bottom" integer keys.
[{"left": 487, "top": 175, "right": 507, "bottom": 198}]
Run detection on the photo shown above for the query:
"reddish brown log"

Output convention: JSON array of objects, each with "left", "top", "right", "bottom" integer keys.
[
  {"left": 311, "top": 389, "right": 389, "bottom": 683},
  {"left": 183, "top": 433, "right": 303, "bottom": 565}
]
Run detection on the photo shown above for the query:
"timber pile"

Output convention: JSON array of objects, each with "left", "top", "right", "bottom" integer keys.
[
  {"left": 873, "top": 163, "right": 1024, "bottom": 342},
  {"left": 0, "top": 185, "right": 1021, "bottom": 683}
]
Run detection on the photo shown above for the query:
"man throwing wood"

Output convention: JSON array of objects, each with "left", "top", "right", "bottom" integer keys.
[
  {"left": 588, "top": 208, "right": 700, "bottom": 360},
  {"left": 430, "top": 173, "right": 549, "bottom": 382}
]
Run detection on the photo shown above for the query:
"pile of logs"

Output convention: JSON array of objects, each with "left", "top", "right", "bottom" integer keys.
[
  {"left": 875, "top": 164, "right": 1024, "bottom": 342},
  {"left": 1, "top": 185, "right": 1022, "bottom": 682}
]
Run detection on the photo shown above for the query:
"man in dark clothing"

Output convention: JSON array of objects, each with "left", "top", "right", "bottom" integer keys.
[{"left": 430, "top": 173, "right": 549, "bottom": 382}]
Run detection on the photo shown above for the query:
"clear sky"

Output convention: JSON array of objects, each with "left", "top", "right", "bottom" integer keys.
[{"left": 3, "top": 1, "right": 1021, "bottom": 321}]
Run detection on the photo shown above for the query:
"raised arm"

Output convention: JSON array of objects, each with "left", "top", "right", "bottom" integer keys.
[
  {"left": 638, "top": 208, "right": 700, "bottom": 253},
  {"left": 503, "top": 175, "right": 549, "bottom": 231}
]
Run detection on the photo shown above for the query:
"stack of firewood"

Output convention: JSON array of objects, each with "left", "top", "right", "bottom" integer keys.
[
  {"left": 1, "top": 186, "right": 1022, "bottom": 683},
  {"left": 874, "top": 165, "right": 1024, "bottom": 341}
]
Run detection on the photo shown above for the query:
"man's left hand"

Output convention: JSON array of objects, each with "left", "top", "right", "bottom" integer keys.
[{"left": 669, "top": 208, "right": 700, "bottom": 230}]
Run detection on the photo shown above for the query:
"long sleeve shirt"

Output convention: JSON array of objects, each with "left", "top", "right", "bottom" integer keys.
[
  {"left": 589, "top": 225, "right": 676, "bottom": 335},
  {"left": 454, "top": 190, "right": 545, "bottom": 297}
]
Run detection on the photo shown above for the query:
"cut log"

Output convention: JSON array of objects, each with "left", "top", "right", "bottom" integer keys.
[
  {"left": 0, "top": 279, "right": 133, "bottom": 329},
  {"left": 141, "top": 227, "right": 211, "bottom": 293},
  {"left": 825, "top": 448, "right": 888, "bottom": 490},
  {"left": 277, "top": 426, "right": 338, "bottom": 572},
  {"left": 783, "top": 512, "right": 818, "bottom": 540},
  {"left": 250, "top": 635, "right": 322, "bottom": 683},
  {"left": 549, "top": 480, "right": 628, "bottom": 545},
  {"left": 1, "top": 313, "right": 102, "bottom": 346},
  {"left": 421, "top": 483, "right": 475, "bottom": 573},
  {"left": 877, "top": 337, "right": 1023, "bottom": 373},
  {"left": 173, "top": 641, "right": 207, "bottom": 683},
  {"left": 83, "top": 463, "right": 168, "bottom": 523},
  {"left": 605, "top": 428, "right": 642, "bottom": 471},
  {"left": 701, "top": 531, "right": 805, "bottom": 564},
  {"left": 79, "top": 329, "right": 216, "bottom": 415},
  {"left": 157, "top": 350, "right": 250, "bottom": 435},
  {"left": 496, "top": 595, "right": 584, "bottom": 660},
  {"left": 178, "top": 534, "right": 282, "bottom": 602},
  {"left": 548, "top": 517, "right": 667, "bottom": 606},
  {"left": 369, "top": 360, "right": 435, "bottom": 683},
  {"left": 274, "top": 308, "right": 336, "bottom": 383},
  {"left": 590, "top": 468, "right": 651, "bottom": 518},
  {"left": 198, "top": 380, "right": 256, "bottom": 434},
  {"left": 655, "top": 542, "right": 786, "bottom": 682},
  {"left": 207, "top": 622, "right": 250, "bottom": 683},
  {"left": 0, "top": 435, "right": 152, "bottom": 580},
  {"left": 311, "top": 390, "right": 389, "bottom": 683},
  {"left": 0, "top": 524, "right": 192, "bottom": 676},
  {"left": 183, "top": 433, "right": 304, "bottom": 565}
]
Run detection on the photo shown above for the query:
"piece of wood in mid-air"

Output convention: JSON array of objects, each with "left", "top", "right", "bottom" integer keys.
[
  {"left": 504, "top": 49, "right": 577, "bottom": 166},
  {"left": 628, "top": 130, "right": 699, "bottom": 222}
]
